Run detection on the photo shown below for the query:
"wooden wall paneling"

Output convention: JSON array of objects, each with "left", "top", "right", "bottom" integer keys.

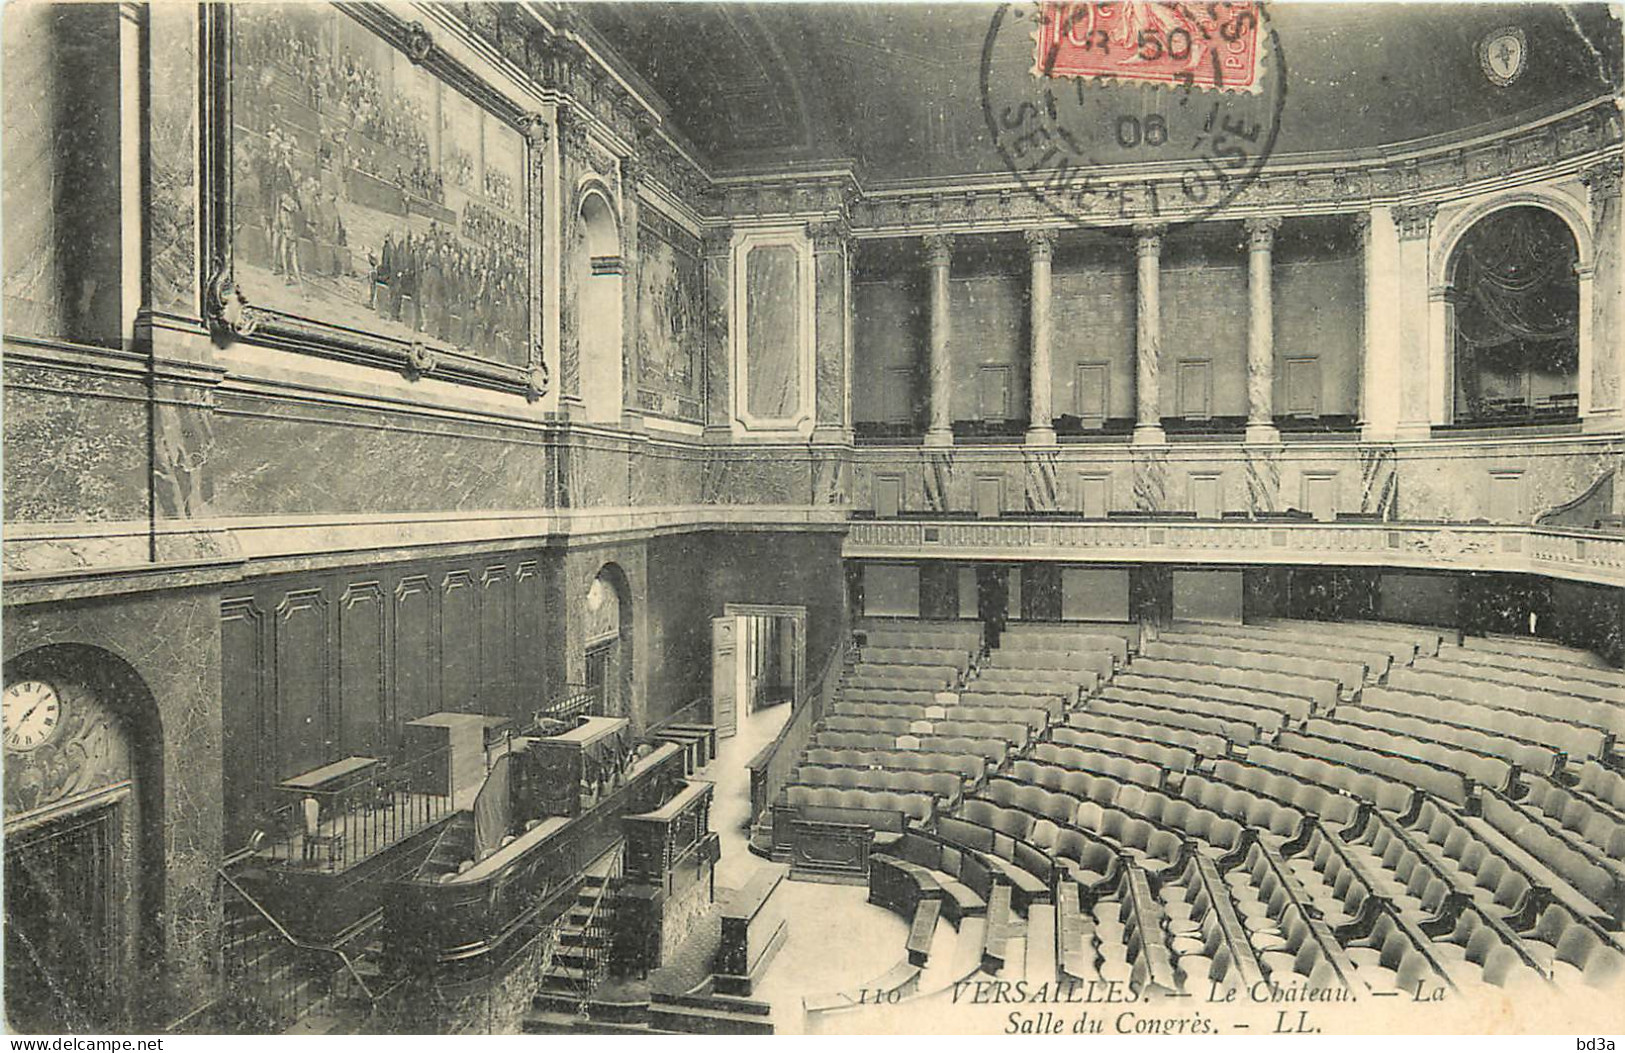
[
  {"left": 274, "top": 588, "right": 332, "bottom": 780},
  {"left": 339, "top": 581, "right": 388, "bottom": 761},
  {"left": 440, "top": 569, "right": 479, "bottom": 714},
  {"left": 514, "top": 560, "right": 545, "bottom": 705},
  {"left": 220, "top": 597, "right": 269, "bottom": 847},
  {"left": 394, "top": 575, "right": 436, "bottom": 736},
  {"left": 479, "top": 564, "right": 514, "bottom": 721}
]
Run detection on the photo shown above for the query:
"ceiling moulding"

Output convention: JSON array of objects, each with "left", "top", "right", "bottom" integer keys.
[
  {"left": 710, "top": 95, "right": 1620, "bottom": 233},
  {"left": 444, "top": 2, "right": 715, "bottom": 213}
]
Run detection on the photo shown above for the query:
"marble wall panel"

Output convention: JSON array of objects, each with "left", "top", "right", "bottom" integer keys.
[
  {"left": 4, "top": 589, "right": 224, "bottom": 1026},
  {"left": 3, "top": 368, "right": 151, "bottom": 523},
  {"left": 207, "top": 396, "right": 551, "bottom": 516},
  {"left": 148, "top": 3, "right": 199, "bottom": 318},
  {"left": 2, "top": 5, "right": 123, "bottom": 346}
]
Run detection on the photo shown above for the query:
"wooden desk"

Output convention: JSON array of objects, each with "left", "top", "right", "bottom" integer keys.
[{"left": 280, "top": 756, "right": 379, "bottom": 794}]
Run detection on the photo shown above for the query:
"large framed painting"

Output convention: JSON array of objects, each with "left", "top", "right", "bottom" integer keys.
[
  {"left": 635, "top": 210, "right": 703, "bottom": 423},
  {"left": 204, "top": 3, "right": 549, "bottom": 398}
]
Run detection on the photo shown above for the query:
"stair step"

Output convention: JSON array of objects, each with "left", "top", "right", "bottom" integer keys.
[
  {"left": 521, "top": 1010, "right": 660, "bottom": 1035},
  {"left": 647, "top": 1002, "right": 774, "bottom": 1036}
]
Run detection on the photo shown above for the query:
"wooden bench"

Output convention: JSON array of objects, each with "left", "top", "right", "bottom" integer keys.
[
  {"left": 981, "top": 885, "right": 1013, "bottom": 973},
  {"left": 907, "top": 898, "right": 941, "bottom": 966}
]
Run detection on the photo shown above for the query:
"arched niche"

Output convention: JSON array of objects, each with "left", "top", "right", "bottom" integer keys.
[
  {"left": 576, "top": 183, "right": 625, "bottom": 424},
  {"left": 3, "top": 644, "right": 165, "bottom": 1033},
  {"left": 1430, "top": 190, "right": 1594, "bottom": 426},
  {"left": 584, "top": 563, "right": 634, "bottom": 720},
  {"left": 1438, "top": 204, "right": 1585, "bottom": 427}
]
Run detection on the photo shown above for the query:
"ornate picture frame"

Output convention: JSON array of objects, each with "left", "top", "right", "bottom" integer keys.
[{"left": 202, "top": 2, "right": 550, "bottom": 399}]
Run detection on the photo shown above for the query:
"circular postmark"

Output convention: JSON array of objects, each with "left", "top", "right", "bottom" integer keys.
[{"left": 980, "top": 1, "right": 1288, "bottom": 227}]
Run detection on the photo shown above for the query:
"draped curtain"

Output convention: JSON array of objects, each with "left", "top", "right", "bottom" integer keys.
[{"left": 1454, "top": 207, "right": 1579, "bottom": 373}]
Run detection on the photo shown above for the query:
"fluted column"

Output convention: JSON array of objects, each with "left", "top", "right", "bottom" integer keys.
[
  {"left": 923, "top": 233, "right": 955, "bottom": 447},
  {"left": 1025, "top": 228, "right": 1058, "bottom": 445},
  {"left": 1245, "top": 216, "right": 1282, "bottom": 443},
  {"left": 1133, "top": 223, "right": 1167, "bottom": 445}
]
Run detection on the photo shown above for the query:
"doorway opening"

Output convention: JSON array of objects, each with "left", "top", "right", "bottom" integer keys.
[{"left": 711, "top": 604, "right": 806, "bottom": 740}]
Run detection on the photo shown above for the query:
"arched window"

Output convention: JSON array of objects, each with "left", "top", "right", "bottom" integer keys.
[{"left": 1449, "top": 206, "right": 1581, "bottom": 426}]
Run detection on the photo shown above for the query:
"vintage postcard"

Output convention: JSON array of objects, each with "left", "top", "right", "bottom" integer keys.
[{"left": 2, "top": 0, "right": 1623, "bottom": 1040}]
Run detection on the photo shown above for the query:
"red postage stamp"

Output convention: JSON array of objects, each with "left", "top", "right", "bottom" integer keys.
[{"left": 1033, "top": 1, "right": 1264, "bottom": 92}]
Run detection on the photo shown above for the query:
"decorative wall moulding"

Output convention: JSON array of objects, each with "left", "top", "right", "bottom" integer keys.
[
  {"left": 842, "top": 519, "right": 1625, "bottom": 587},
  {"left": 201, "top": 2, "right": 548, "bottom": 396}
]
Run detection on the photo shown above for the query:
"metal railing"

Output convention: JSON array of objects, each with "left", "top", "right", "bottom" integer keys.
[
  {"left": 548, "top": 843, "right": 624, "bottom": 1014},
  {"left": 215, "top": 865, "right": 379, "bottom": 1033},
  {"left": 528, "top": 684, "right": 604, "bottom": 730},
  {"left": 249, "top": 745, "right": 455, "bottom": 874}
]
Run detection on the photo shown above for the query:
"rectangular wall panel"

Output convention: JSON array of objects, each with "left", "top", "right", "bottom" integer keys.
[
  {"left": 863, "top": 564, "right": 921, "bottom": 617},
  {"left": 514, "top": 561, "right": 545, "bottom": 698},
  {"left": 339, "top": 582, "right": 387, "bottom": 760},
  {"left": 274, "top": 589, "right": 332, "bottom": 779},
  {"left": 480, "top": 565, "right": 514, "bottom": 720},
  {"left": 220, "top": 598, "right": 268, "bottom": 847},
  {"left": 1172, "top": 570, "right": 1244, "bottom": 625},
  {"left": 394, "top": 576, "right": 435, "bottom": 731},
  {"left": 441, "top": 571, "right": 479, "bottom": 713},
  {"left": 1062, "top": 568, "right": 1130, "bottom": 622}
]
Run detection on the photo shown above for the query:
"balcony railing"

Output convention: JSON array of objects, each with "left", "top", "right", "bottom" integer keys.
[
  {"left": 842, "top": 518, "right": 1625, "bottom": 586},
  {"left": 246, "top": 745, "right": 456, "bottom": 874}
]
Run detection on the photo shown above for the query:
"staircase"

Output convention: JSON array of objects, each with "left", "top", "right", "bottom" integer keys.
[
  {"left": 523, "top": 863, "right": 625, "bottom": 1032},
  {"left": 215, "top": 866, "right": 390, "bottom": 1035}
]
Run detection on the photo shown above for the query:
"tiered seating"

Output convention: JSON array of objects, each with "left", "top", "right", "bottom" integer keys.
[
  {"left": 1302, "top": 716, "right": 1514, "bottom": 795},
  {"left": 1360, "top": 686, "right": 1609, "bottom": 762},
  {"left": 1415, "top": 654, "right": 1619, "bottom": 705},
  {"left": 1387, "top": 668, "right": 1625, "bottom": 740},
  {"left": 1076, "top": 701, "right": 1253, "bottom": 751},
  {"left": 1060, "top": 713, "right": 1227, "bottom": 760},
  {"left": 1103, "top": 684, "right": 1287, "bottom": 734},
  {"left": 1255, "top": 617, "right": 1448, "bottom": 658},
  {"left": 1507, "top": 772, "right": 1625, "bottom": 861},
  {"left": 999, "top": 622, "right": 1137, "bottom": 662},
  {"left": 1142, "top": 638, "right": 1362, "bottom": 699},
  {"left": 1111, "top": 671, "right": 1312, "bottom": 723},
  {"left": 1438, "top": 640, "right": 1625, "bottom": 690},
  {"left": 1128, "top": 656, "right": 1334, "bottom": 711},
  {"left": 1021, "top": 745, "right": 1165, "bottom": 790},
  {"left": 1163, "top": 623, "right": 1394, "bottom": 682},
  {"left": 859, "top": 619, "right": 983, "bottom": 655},
  {"left": 1044, "top": 726, "right": 1198, "bottom": 774},
  {"left": 1331, "top": 703, "right": 1563, "bottom": 779},
  {"left": 804, "top": 746, "right": 985, "bottom": 782},
  {"left": 792, "top": 765, "right": 963, "bottom": 807},
  {"left": 832, "top": 616, "right": 1623, "bottom": 1000}
]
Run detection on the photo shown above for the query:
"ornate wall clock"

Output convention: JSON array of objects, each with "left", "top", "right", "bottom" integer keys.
[{"left": 3, "top": 679, "right": 63, "bottom": 753}]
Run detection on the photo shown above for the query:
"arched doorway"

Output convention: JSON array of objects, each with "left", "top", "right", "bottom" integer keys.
[
  {"left": 1446, "top": 206, "right": 1582, "bottom": 426},
  {"left": 3, "top": 644, "right": 164, "bottom": 1033},
  {"left": 577, "top": 188, "right": 624, "bottom": 423},
  {"left": 584, "top": 565, "right": 633, "bottom": 720}
]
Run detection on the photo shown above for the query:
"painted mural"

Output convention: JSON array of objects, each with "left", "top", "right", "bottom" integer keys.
[
  {"left": 231, "top": 4, "right": 530, "bottom": 365},
  {"left": 635, "top": 214, "right": 703, "bottom": 422}
]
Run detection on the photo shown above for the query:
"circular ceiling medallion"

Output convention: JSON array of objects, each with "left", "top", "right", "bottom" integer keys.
[{"left": 1480, "top": 26, "right": 1528, "bottom": 88}]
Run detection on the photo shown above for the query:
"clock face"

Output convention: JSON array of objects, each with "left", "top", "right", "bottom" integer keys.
[{"left": 4, "top": 680, "right": 63, "bottom": 753}]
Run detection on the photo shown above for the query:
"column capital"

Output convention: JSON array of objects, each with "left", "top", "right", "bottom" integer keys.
[
  {"left": 1392, "top": 202, "right": 1438, "bottom": 241},
  {"left": 1350, "top": 211, "right": 1373, "bottom": 248},
  {"left": 1245, "top": 215, "right": 1282, "bottom": 249},
  {"left": 701, "top": 226, "right": 733, "bottom": 258},
  {"left": 1584, "top": 157, "right": 1623, "bottom": 209},
  {"left": 922, "top": 232, "right": 955, "bottom": 266},
  {"left": 1133, "top": 223, "right": 1166, "bottom": 258},
  {"left": 806, "top": 219, "right": 852, "bottom": 254},
  {"left": 1023, "top": 227, "right": 1058, "bottom": 261}
]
